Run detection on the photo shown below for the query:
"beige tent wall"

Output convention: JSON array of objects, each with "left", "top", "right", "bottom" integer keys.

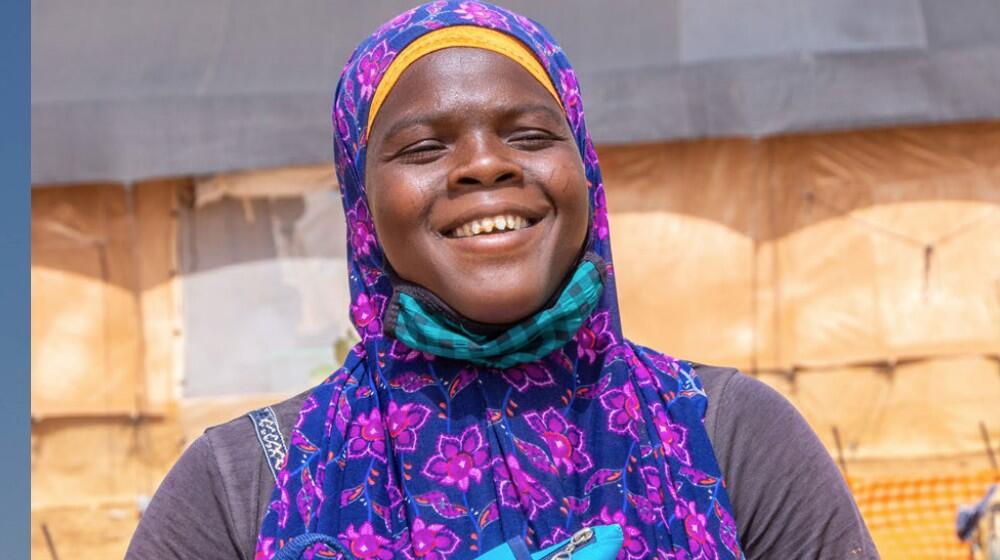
[
  {"left": 30, "top": 122, "right": 1000, "bottom": 559},
  {"left": 32, "top": 184, "right": 142, "bottom": 417},
  {"left": 132, "top": 179, "right": 186, "bottom": 414},
  {"left": 31, "top": 181, "right": 187, "bottom": 559}
]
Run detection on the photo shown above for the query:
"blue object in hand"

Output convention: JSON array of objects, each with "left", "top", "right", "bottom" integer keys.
[{"left": 476, "top": 525, "right": 623, "bottom": 560}]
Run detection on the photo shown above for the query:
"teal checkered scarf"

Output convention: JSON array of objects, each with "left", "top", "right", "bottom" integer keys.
[{"left": 384, "top": 254, "right": 606, "bottom": 369}]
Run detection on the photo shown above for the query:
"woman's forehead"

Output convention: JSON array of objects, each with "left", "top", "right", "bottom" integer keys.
[{"left": 370, "top": 47, "right": 562, "bottom": 137}]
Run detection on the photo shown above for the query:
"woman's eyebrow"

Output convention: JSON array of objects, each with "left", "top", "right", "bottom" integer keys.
[
  {"left": 378, "top": 102, "right": 565, "bottom": 143},
  {"left": 378, "top": 114, "right": 438, "bottom": 144},
  {"left": 502, "top": 103, "right": 565, "bottom": 124}
]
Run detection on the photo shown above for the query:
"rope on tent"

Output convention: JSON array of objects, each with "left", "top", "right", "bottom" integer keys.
[
  {"left": 832, "top": 425, "right": 849, "bottom": 477},
  {"left": 41, "top": 522, "right": 61, "bottom": 560},
  {"left": 750, "top": 351, "right": 1000, "bottom": 380},
  {"left": 981, "top": 421, "right": 998, "bottom": 471},
  {"left": 803, "top": 191, "right": 999, "bottom": 298}
]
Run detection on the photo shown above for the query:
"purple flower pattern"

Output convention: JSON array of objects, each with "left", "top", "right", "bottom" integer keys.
[
  {"left": 356, "top": 40, "right": 396, "bottom": 101},
  {"left": 650, "top": 352, "right": 681, "bottom": 379},
  {"left": 401, "top": 518, "right": 460, "bottom": 560},
  {"left": 388, "top": 371, "right": 436, "bottom": 393},
  {"left": 347, "top": 200, "right": 377, "bottom": 258},
  {"left": 389, "top": 340, "right": 436, "bottom": 362},
  {"left": 494, "top": 455, "right": 554, "bottom": 518},
  {"left": 513, "top": 13, "right": 540, "bottom": 35},
  {"left": 422, "top": 425, "right": 489, "bottom": 491},
  {"left": 351, "top": 293, "right": 385, "bottom": 338},
  {"left": 641, "top": 465, "right": 673, "bottom": 509},
  {"left": 676, "top": 498, "right": 718, "bottom": 560},
  {"left": 599, "top": 380, "right": 642, "bottom": 440},
  {"left": 378, "top": 7, "right": 417, "bottom": 35},
  {"left": 574, "top": 311, "right": 616, "bottom": 363},
  {"left": 256, "top": 537, "right": 275, "bottom": 559},
  {"left": 501, "top": 362, "right": 555, "bottom": 391},
  {"left": 524, "top": 407, "right": 592, "bottom": 474},
  {"left": 342, "top": 77, "right": 357, "bottom": 117},
  {"left": 454, "top": 1, "right": 509, "bottom": 29},
  {"left": 335, "top": 105, "right": 352, "bottom": 144},
  {"left": 652, "top": 403, "right": 693, "bottom": 465},
  {"left": 540, "top": 526, "right": 571, "bottom": 548},
  {"left": 346, "top": 410, "right": 386, "bottom": 461},
  {"left": 385, "top": 401, "right": 430, "bottom": 451},
  {"left": 340, "top": 521, "right": 394, "bottom": 560},
  {"left": 593, "top": 187, "right": 610, "bottom": 240},
  {"left": 588, "top": 507, "right": 649, "bottom": 560},
  {"left": 426, "top": 1, "right": 449, "bottom": 15},
  {"left": 560, "top": 68, "right": 584, "bottom": 131}
]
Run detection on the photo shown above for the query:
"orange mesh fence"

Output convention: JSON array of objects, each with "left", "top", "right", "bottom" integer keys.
[{"left": 850, "top": 470, "right": 1000, "bottom": 559}]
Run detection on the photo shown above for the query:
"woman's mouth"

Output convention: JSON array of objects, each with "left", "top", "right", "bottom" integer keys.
[{"left": 446, "top": 213, "right": 539, "bottom": 238}]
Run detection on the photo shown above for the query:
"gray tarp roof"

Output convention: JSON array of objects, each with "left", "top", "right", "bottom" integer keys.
[{"left": 32, "top": 0, "right": 1000, "bottom": 184}]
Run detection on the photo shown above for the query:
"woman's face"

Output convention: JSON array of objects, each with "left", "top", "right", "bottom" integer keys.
[{"left": 366, "top": 47, "right": 590, "bottom": 325}]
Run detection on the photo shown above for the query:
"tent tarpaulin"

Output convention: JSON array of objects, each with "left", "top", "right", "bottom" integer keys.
[
  {"left": 31, "top": 185, "right": 143, "bottom": 417},
  {"left": 31, "top": 182, "right": 182, "bottom": 418},
  {"left": 31, "top": 0, "right": 1000, "bottom": 184},
  {"left": 758, "top": 357, "right": 1000, "bottom": 464},
  {"left": 604, "top": 124, "right": 1000, "bottom": 372}
]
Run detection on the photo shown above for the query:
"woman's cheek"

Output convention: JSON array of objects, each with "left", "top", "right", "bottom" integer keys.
[{"left": 373, "top": 170, "right": 428, "bottom": 228}]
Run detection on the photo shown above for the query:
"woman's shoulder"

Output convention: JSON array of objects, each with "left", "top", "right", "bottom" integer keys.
[
  {"left": 689, "top": 362, "right": 739, "bottom": 401},
  {"left": 688, "top": 362, "right": 879, "bottom": 559},
  {"left": 126, "top": 389, "right": 312, "bottom": 560},
  {"left": 203, "top": 389, "right": 311, "bottom": 452},
  {"left": 196, "top": 389, "right": 311, "bottom": 492},
  {"left": 691, "top": 361, "right": 778, "bottom": 404},
  {"left": 690, "top": 362, "right": 794, "bottom": 443}
]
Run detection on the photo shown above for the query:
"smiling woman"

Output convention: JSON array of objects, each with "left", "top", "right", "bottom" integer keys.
[{"left": 127, "top": 3, "right": 878, "bottom": 560}]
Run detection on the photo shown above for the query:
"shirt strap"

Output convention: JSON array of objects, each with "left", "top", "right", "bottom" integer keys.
[{"left": 247, "top": 406, "right": 288, "bottom": 483}]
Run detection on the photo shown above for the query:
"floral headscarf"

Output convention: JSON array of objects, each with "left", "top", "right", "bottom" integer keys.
[{"left": 256, "top": 2, "right": 741, "bottom": 559}]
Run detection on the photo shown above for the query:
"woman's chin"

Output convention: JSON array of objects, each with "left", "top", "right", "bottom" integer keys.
[
  {"left": 426, "top": 250, "right": 578, "bottom": 326},
  {"left": 454, "top": 301, "right": 535, "bottom": 326},
  {"left": 448, "top": 287, "right": 549, "bottom": 326}
]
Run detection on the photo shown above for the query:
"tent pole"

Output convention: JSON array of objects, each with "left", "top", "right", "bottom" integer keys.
[
  {"left": 980, "top": 421, "right": 997, "bottom": 470},
  {"left": 832, "top": 426, "right": 849, "bottom": 478}
]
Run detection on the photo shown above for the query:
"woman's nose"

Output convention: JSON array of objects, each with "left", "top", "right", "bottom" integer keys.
[{"left": 448, "top": 134, "right": 521, "bottom": 190}]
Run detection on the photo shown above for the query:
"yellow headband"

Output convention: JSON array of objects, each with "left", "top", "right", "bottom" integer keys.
[{"left": 366, "top": 26, "right": 563, "bottom": 136}]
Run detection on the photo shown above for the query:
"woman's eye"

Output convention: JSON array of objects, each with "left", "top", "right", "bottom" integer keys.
[
  {"left": 397, "top": 141, "right": 445, "bottom": 162},
  {"left": 509, "top": 131, "right": 557, "bottom": 148}
]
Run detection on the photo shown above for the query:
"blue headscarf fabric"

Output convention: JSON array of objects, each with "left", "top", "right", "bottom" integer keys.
[{"left": 255, "top": 2, "right": 742, "bottom": 559}]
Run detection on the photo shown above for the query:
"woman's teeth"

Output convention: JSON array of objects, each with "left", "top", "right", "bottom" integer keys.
[{"left": 450, "top": 214, "right": 531, "bottom": 238}]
